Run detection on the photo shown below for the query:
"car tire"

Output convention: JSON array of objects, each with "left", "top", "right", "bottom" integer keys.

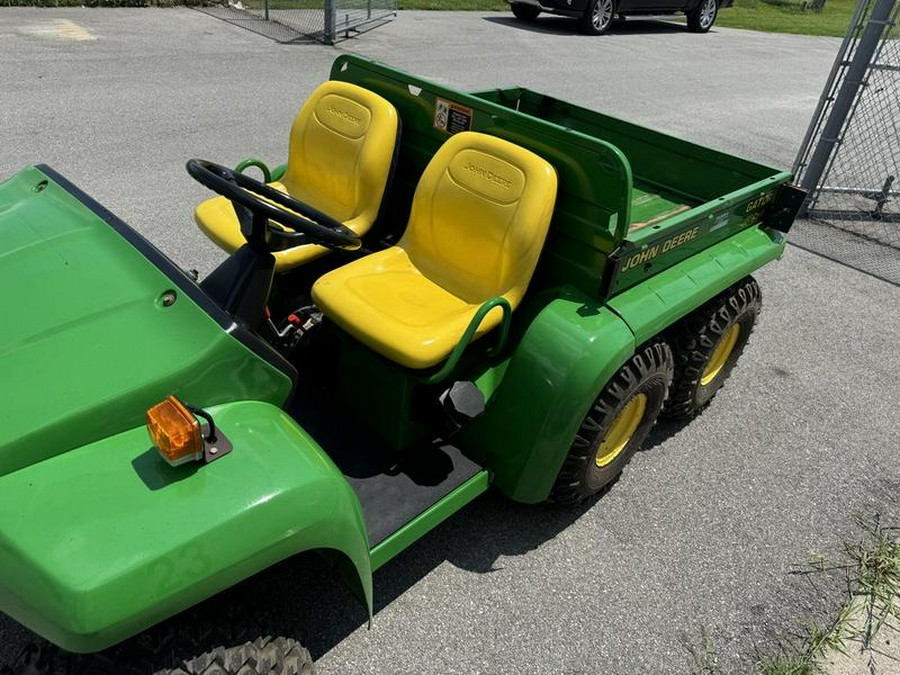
[
  {"left": 510, "top": 3, "right": 541, "bottom": 20},
  {"left": 686, "top": 0, "right": 718, "bottom": 32},
  {"left": 551, "top": 340, "right": 673, "bottom": 503},
  {"left": 663, "top": 277, "right": 761, "bottom": 420},
  {"left": 581, "top": 0, "right": 615, "bottom": 35}
]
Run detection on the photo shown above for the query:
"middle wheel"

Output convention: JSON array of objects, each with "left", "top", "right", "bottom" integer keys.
[{"left": 551, "top": 340, "right": 673, "bottom": 503}]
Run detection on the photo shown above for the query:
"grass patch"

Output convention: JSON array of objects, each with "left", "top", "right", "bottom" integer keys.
[
  {"left": 402, "top": 0, "right": 860, "bottom": 36},
  {"left": 716, "top": 0, "right": 858, "bottom": 36},
  {"left": 689, "top": 514, "right": 900, "bottom": 675},
  {"left": 763, "top": 514, "right": 900, "bottom": 673}
]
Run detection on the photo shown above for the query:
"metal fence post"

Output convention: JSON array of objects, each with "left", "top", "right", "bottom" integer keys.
[
  {"left": 797, "top": 0, "right": 897, "bottom": 215},
  {"left": 197, "top": 0, "right": 394, "bottom": 44},
  {"left": 324, "top": 0, "right": 336, "bottom": 45},
  {"left": 792, "top": 0, "right": 868, "bottom": 176}
]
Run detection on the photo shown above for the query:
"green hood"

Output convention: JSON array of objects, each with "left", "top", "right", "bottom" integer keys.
[{"left": 0, "top": 166, "right": 293, "bottom": 477}]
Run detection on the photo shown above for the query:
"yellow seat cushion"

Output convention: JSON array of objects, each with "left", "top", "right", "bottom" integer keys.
[
  {"left": 312, "top": 131, "right": 558, "bottom": 370},
  {"left": 312, "top": 247, "right": 508, "bottom": 369},
  {"left": 194, "top": 80, "right": 398, "bottom": 273}
]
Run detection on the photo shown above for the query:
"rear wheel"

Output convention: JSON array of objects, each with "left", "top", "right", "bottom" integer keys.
[
  {"left": 664, "top": 277, "right": 761, "bottom": 420},
  {"left": 511, "top": 3, "right": 541, "bottom": 20},
  {"left": 582, "top": 0, "right": 615, "bottom": 34},
  {"left": 551, "top": 340, "right": 673, "bottom": 503},
  {"left": 686, "top": 0, "right": 717, "bottom": 32}
]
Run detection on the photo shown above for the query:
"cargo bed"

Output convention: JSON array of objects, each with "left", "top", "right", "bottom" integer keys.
[
  {"left": 469, "top": 86, "right": 795, "bottom": 295},
  {"left": 629, "top": 184, "right": 696, "bottom": 232}
]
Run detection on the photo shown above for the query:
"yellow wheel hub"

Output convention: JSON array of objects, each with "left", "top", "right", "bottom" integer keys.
[
  {"left": 701, "top": 324, "right": 740, "bottom": 386},
  {"left": 594, "top": 393, "right": 647, "bottom": 468}
]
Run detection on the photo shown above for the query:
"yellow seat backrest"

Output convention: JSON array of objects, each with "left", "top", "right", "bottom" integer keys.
[
  {"left": 194, "top": 81, "right": 397, "bottom": 273},
  {"left": 400, "top": 131, "right": 558, "bottom": 307},
  {"left": 280, "top": 80, "right": 399, "bottom": 229},
  {"left": 311, "top": 132, "right": 557, "bottom": 370}
]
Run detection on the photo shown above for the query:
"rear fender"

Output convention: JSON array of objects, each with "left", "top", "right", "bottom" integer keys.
[
  {"left": 461, "top": 288, "right": 637, "bottom": 503},
  {"left": 461, "top": 227, "right": 786, "bottom": 503},
  {"left": 0, "top": 401, "right": 371, "bottom": 653}
]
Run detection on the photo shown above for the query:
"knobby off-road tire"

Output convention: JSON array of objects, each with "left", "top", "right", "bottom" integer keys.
[
  {"left": 2, "top": 636, "right": 314, "bottom": 675},
  {"left": 663, "top": 276, "right": 761, "bottom": 420},
  {"left": 510, "top": 3, "right": 541, "bottom": 21},
  {"left": 551, "top": 340, "right": 673, "bottom": 503},
  {"left": 169, "top": 636, "right": 313, "bottom": 675},
  {"left": 686, "top": 0, "right": 717, "bottom": 32}
]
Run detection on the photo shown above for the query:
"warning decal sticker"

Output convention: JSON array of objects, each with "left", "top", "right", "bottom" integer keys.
[{"left": 434, "top": 98, "right": 474, "bottom": 135}]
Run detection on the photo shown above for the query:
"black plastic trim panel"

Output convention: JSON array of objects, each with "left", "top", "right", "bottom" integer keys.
[{"left": 764, "top": 183, "right": 806, "bottom": 234}]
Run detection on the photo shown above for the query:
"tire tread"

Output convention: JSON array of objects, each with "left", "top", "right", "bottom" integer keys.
[
  {"left": 664, "top": 276, "right": 761, "bottom": 420},
  {"left": 2, "top": 634, "right": 313, "bottom": 675},
  {"left": 551, "top": 340, "right": 673, "bottom": 504}
]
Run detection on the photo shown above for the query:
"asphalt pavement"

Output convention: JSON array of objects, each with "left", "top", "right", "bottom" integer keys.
[{"left": 1, "top": 8, "right": 899, "bottom": 674}]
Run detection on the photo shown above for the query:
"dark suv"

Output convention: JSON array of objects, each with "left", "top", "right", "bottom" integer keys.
[{"left": 509, "top": 0, "right": 720, "bottom": 35}]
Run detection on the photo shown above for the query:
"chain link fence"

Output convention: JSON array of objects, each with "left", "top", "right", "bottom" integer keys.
[
  {"left": 197, "top": 0, "right": 396, "bottom": 44},
  {"left": 792, "top": 0, "right": 900, "bottom": 284}
]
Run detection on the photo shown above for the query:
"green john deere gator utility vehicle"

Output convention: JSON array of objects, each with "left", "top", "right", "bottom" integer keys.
[{"left": 0, "top": 56, "right": 803, "bottom": 673}]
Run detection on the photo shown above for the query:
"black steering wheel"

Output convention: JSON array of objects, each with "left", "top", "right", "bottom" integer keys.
[{"left": 186, "top": 159, "right": 361, "bottom": 252}]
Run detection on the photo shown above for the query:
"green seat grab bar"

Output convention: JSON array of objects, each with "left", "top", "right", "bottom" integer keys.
[
  {"left": 423, "top": 297, "right": 512, "bottom": 385},
  {"left": 233, "top": 159, "right": 287, "bottom": 184},
  {"left": 234, "top": 158, "right": 272, "bottom": 184},
  {"left": 270, "top": 163, "right": 287, "bottom": 181}
]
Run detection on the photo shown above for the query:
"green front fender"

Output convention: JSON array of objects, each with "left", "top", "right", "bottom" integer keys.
[
  {"left": 0, "top": 401, "right": 371, "bottom": 653},
  {"left": 462, "top": 290, "right": 637, "bottom": 504}
]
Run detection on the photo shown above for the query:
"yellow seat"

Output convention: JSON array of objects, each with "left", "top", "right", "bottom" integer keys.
[
  {"left": 312, "top": 131, "right": 558, "bottom": 370},
  {"left": 195, "top": 80, "right": 399, "bottom": 272}
]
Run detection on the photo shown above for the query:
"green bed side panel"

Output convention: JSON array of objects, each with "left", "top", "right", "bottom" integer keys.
[
  {"left": 608, "top": 226, "right": 787, "bottom": 345},
  {"left": 475, "top": 86, "right": 780, "bottom": 201},
  {"left": 0, "top": 400, "right": 371, "bottom": 653}
]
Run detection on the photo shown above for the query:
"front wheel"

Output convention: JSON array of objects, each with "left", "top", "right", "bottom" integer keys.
[
  {"left": 686, "top": 0, "right": 717, "bottom": 32},
  {"left": 4, "top": 636, "right": 315, "bottom": 675},
  {"left": 582, "top": 0, "right": 615, "bottom": 34},
  {"left": 511, "top": 2, "right": 541, "bottom": 20},
  {"left": 551, "top": 340, "right": 673, "bottom": 503},
  {"left": 172, "top": 637, "right": 315, "bottom": 674}
]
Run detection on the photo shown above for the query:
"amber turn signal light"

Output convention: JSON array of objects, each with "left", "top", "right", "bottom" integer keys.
[{"left": 146, "top": 396, "right": 204, "bottom": 466}]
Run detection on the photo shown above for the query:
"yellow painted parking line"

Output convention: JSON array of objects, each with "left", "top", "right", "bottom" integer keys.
[{"left": 19, "top": 19, "right": 96, "bottom": 41}]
